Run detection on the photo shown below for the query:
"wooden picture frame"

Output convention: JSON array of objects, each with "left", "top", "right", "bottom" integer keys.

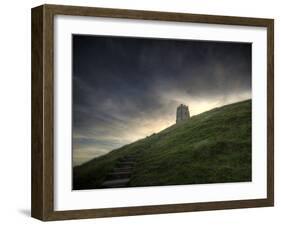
[{"left": 31, "top": 4, "right": 274, "bottom": 221}]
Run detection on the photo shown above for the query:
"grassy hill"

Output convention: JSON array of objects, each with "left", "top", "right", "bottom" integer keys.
[{"left": 73, "top": 99, "right": 252, "bottom": 190}]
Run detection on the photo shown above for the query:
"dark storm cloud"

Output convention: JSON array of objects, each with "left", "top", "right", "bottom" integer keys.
[{"left": 72, "top": 35, "right": 251, "bottom": 166}]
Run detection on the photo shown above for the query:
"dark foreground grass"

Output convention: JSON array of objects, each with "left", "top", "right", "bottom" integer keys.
[{"left": 73, "top": 99, "right": 252, "bottom": 190}]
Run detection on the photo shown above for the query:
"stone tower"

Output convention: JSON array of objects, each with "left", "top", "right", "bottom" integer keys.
[{"left": 176, "top": 104, "right": 190, "bottom": 124}]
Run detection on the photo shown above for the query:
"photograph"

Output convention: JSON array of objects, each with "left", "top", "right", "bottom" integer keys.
[
  {"left": 30, "top": 3, "right": 274, "bottom": 220},
  {"left": 72, "top": 35, "right": 252, "bottom": 190},
  {"left": 72, "top": 34, "right": 252, "bottom": 190}
]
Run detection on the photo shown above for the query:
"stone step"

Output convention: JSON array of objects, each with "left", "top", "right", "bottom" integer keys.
[
  {"left": 126, "top": 152, "right": 142, "bottom": 157},
  {"left": 122, "top": 156, "right": 138, "bottom": 160},
  {"left": 118, "top": 159, "right": 136, "bottom": 163},
  {"left": 107, "top": 171, "right": 131, "bottom": 180},
  {"left": 102, "top": 178, "right": 130, "bottom": 188},
  {"left": 121, "top": 157, "right": 137, "bottom": 161},
  {"left": 113, "top": 166, "right": 134, "bottom": 173},
  {"left": 116, "top": 161, "right": 136, "bottom": 167}
]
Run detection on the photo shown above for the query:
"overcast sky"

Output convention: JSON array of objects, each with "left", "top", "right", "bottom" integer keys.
[{"left": 72, "top": 35, "right": 252, "bottom": 166}]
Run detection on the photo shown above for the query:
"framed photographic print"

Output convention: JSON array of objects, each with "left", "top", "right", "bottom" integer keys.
[{"left": 31, "top": 4, "right": 274, "bottom": 221}]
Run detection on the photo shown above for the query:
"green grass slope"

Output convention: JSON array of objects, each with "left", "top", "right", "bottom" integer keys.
[{"left": 73, "top": 99, "right": 252, "bottom": 190}]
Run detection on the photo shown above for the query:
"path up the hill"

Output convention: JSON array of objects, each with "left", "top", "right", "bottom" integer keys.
[{"left": 101, "top": 151, "right": 142, "bottom": 188}]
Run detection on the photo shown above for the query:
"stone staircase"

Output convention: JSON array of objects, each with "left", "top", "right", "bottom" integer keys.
[{"left": 101, "top": 151, "right": 141, "bottom": 188}]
